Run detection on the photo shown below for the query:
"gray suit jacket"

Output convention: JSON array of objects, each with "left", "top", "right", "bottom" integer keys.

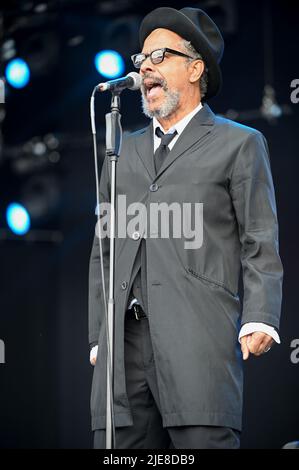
[{"left": 88, "top": 103, "right": 283, "bottom": 431}]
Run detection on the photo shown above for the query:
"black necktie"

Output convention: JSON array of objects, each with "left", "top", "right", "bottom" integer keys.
[{"left": 154, "top": 127, "right": 178, "bottom": 174}]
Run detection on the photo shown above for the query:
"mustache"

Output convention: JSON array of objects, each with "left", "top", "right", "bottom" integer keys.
[{"left": 141, "top": 74, "right": 168, "bottom": 92}]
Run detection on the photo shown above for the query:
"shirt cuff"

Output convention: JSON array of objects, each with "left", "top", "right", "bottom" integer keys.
[
  {"left": 238, "top": 322, "right": 280, "bottom": 344},
  {"left": 90, "top": 345, "right": 98, "bottom": 364}
]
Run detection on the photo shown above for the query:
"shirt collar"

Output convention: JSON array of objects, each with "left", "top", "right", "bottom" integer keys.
[{"left": 153, "top": 102, "right": 203, "bottom": 136}]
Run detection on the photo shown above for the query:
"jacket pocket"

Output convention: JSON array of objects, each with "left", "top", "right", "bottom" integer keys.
[{"left": 185, "top": 267, "right": 238, "bottom": 299}]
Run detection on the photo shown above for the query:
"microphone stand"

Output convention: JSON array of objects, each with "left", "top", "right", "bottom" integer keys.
[{"left": 104, "top": 92, "right": 122, "bottom": 449}]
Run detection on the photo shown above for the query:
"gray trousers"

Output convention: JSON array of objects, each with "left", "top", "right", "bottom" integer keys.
[{"left": 94, "top": 311, "right": 240, "bottom": 449}]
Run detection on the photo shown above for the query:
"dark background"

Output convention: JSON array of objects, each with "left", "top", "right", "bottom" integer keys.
[{"left": 0, "top": 0, "right": 298, "bottom": 449}]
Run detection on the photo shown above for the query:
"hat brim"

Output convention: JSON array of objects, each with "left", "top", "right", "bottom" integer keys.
[{"left": 139, "top": 7, "right": 222, "bottom": 99}]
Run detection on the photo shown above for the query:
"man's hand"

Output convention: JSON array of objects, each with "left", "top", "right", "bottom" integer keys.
[
  {"left": 240, "top": 332, "right": 274, "bottom": 360},
  {"left": 90, "top": 345, "right": 98, "bottom": 366}
]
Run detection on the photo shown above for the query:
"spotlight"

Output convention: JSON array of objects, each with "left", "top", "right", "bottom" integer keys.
[
  {"left": 5, "top": 58, "right": 30, "bottom": 89},
  {"left": 6, "top": 202, "right": 31, "bottom": 235},
  {"left": 94, "top": 50, "right": 125, "bottom": 78}
]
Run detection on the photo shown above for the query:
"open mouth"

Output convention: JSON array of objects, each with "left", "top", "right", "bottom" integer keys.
[{"left": 143, "top": 79, "right": 164, "bottom": 99}]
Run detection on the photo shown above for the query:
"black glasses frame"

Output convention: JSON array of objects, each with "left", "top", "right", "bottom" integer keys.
[{"left": 131, "top": 47, "right": 194, "bottom": 69}]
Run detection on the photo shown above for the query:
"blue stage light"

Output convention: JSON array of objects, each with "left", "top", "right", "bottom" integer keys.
[
  {"left": 5, "top": 58, "right": 30, "bottom": 89},
  {"left": 6, "top": 203, "right": 31, "bottom": 235},
  {"left": 94, "top": 50, "right": 125, "bottom": 78}
]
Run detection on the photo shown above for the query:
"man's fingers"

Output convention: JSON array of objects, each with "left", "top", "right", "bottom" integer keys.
[
  {"left": 247, "top": 333, "right": 274, "bottom": 355},
  {"left": 240, "top": 337, "right": 250, "bottom": 360},
  {"left": 241, "top": 333, "right": 274, "bottom": 359},
  {"left": 247, "top": 332, "right": 265, "bottom": 353},
  {"left": 90, "top": 355, "right": 97, "bottom": 366}
]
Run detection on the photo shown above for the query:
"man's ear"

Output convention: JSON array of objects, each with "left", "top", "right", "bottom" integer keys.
[{"left": 189, "top": 60, "right": 205, "bottom": 84}]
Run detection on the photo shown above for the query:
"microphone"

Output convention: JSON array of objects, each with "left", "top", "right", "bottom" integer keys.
[{"left": 96, "top": 72, "right": 141, "bottom": 93}]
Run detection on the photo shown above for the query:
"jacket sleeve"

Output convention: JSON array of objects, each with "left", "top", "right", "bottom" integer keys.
[
  {"left": 230, "top": 131, "right": 283, "bottom": 330},
  {"left": 88, "top": 154, "right": 110, "bottom": 347}
]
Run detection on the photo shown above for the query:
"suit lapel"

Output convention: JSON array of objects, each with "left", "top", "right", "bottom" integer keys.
[
  {"left": 134, "top": 124, "right": 156, "bottom": 180},
  {"left": 156, "top": 103, "right": 215, "bottom": 179},
  {"left": 134, "top": 103, "right": 215, "bottom": 181}
]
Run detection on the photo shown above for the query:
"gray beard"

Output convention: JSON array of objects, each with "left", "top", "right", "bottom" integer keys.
[{"left": 141, "top": 88, "right": 180, "bottom": 119}]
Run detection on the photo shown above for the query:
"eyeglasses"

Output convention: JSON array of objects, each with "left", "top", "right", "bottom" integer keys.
[{"left": 131, "top": 48, "right": 194, "bottom": 69}]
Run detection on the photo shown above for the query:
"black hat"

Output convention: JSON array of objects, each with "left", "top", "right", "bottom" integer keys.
[{"left": 139, "top": 7, "right": 224, "bottom": 99}]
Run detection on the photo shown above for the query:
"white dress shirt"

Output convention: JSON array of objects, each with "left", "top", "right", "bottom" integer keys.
[
  {"left": 90, "top": 102, "right": 279, "bottom": 364},
  {"left": 153, "top": 102, "right": 204, "bottom": 152}
]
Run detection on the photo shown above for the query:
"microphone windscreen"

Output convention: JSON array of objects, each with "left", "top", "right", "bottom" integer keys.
[{"left": 127, "top": 72, "right": 142, "bottom": 90}]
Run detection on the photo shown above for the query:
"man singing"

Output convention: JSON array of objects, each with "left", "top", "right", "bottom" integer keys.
[{"left": 88, "top": 7, "right": 283, "bottom": 449}]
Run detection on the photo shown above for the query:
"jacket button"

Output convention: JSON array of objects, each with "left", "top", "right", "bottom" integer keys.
[
  {"left": 150, "top": 183, "right": 159, "bottom": 192},
  {"left": 121, "top": 281, "right": 128, "bottom": 290},
  {"left": 132, "top": 231, "right": 140, "bottom": 240}
]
